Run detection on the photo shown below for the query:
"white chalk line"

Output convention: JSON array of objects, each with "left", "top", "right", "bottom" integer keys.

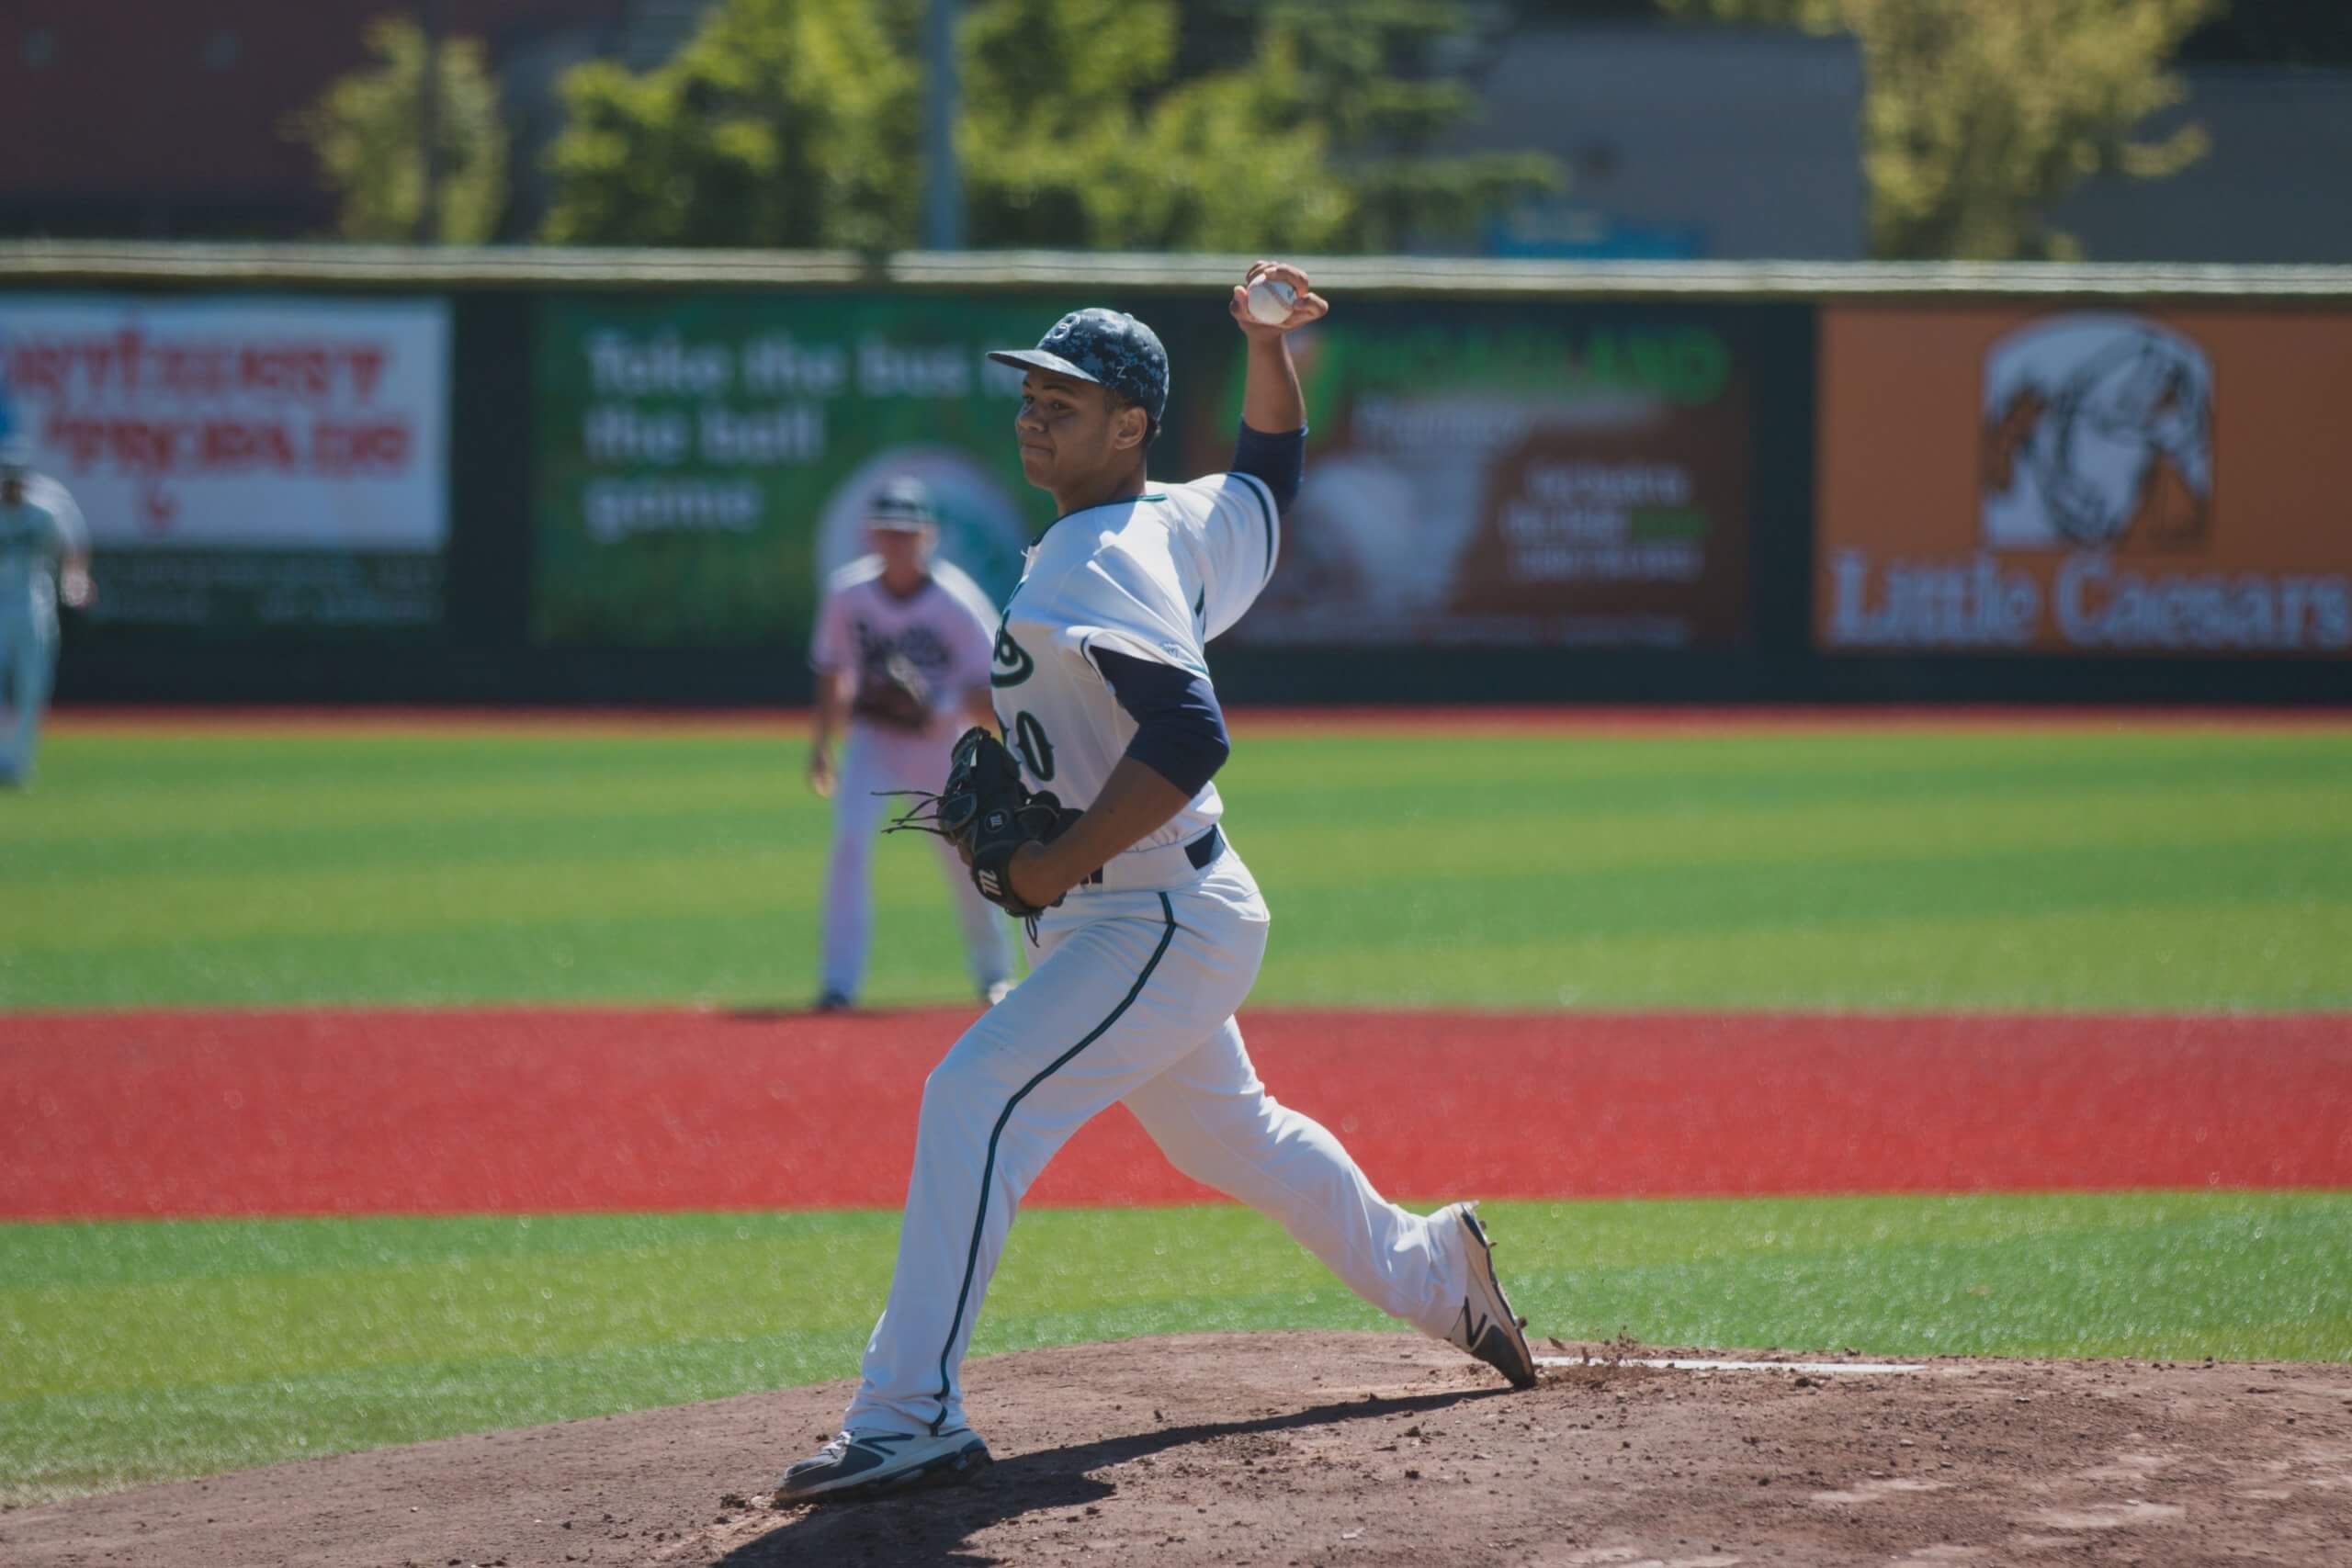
[{"left": 1537, "top": 1357, "right": 1928, "bottom": 1375}]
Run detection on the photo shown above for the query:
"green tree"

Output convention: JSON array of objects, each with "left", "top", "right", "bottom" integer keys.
[
  {"left": 540, "top": 0, "right": 1551, "bottom": 253},
  {"left": 958, "top": 0, "right": 1355, "bottom": 249},
  {"left": 1246, "top": 0, "right": 1564, "bottom": 251},
  {"left": 1661, "top": 0, "right": 2218, "bottom": 258},
  {"left": 288, "top": 17, "right": 509, "bottom": 243},
  {"left": 543, "top": 0, "right": 918, "bottom": 248}
]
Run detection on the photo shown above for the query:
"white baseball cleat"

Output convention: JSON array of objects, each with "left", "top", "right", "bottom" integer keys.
[
  {"left": 776, "top": 1426, "right": 992, "bottom": 1503},
  {"left": 1438, "top": 1201, "right": 1539, "bottom": 1389},
  {"left": 982, "top": 979, "right": 1016, "bottom": 1006}
]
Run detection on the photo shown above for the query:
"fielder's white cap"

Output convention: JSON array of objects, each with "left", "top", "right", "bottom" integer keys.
[{"left": 866, "top": 476, "right": 937, "bottom": 532}]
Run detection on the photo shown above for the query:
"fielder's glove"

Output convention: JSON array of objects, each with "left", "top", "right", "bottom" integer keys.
[
  {"left": 886, "top": 727, "right": 1080, "bottom": 919},
  {"left": 850, "top": 653, "right": 933, "bottom": 731}
]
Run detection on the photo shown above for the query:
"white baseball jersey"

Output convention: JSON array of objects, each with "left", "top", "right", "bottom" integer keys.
[
  {"left": 987, "top": 471, "right": 1279, "bottom": 852},
  {"left": 808, "top": 555, "right": 1013, "bottom": 1002},
  {"left": 0, "top": 476, "right": 86, "bottom": 621},
  {"left": 810, "top": 557, "right": 998, "bottom": 729}
]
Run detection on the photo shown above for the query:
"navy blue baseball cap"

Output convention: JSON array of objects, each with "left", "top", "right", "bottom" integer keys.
[
  {"left": 865, "top": 476, "right": 936, "bottom": 531},
  {"left": 989, "top": 308, "right": 1169, "bottom": 426}
]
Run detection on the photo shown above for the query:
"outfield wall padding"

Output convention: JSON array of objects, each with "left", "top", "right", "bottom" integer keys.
[{"left": 5, "top": 245, "right": 2347, "bottom": 707}]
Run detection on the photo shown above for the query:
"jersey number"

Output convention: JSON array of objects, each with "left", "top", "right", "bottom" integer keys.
[{"left": 1011, "top": 710, "right": 1056, "bottom": 782}]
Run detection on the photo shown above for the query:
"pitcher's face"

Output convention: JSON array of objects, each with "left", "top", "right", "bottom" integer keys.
[{"left": 1013, "top": 371, "right": 1144, "bottom": 493}]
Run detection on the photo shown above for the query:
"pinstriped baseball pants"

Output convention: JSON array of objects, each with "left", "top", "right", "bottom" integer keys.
[{"left": 841, "top": 848, "right": 1470, "bottom": 1438}]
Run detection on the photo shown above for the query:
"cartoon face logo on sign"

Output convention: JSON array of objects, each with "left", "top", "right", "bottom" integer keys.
[{"left": 1981, "top": 314, "right": 2212, "bottom": 553}]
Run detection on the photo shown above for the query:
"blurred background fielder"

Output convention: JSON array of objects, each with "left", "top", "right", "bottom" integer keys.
[
  {"left": 806, "top": 478, "right": 1015, "bottom": 1010},
  {"left": 0, "top": 441, "right": 92, "bottom": 790}
]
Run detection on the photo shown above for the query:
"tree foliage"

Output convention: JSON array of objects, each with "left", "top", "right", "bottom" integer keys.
[
  {"left": 543, "top": 0, "right": 917, "bottom": 248},
  {"left": 1661, "top": 0, "right": 2219, "bottom": 259},
  {"left": 1244, "top": 0, "right": 1562, "bottom": 251},
  {"left": 541, "top": 0, "right": 1557, "bottom": 252},
  {"left": 288, "top": 17, "right": 509, "bottom": 243},
  {"left": 958, "top": 0, "right": 1353, "bottom": 250}
]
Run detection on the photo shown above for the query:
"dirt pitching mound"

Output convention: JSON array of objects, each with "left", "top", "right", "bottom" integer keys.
[{"left": 6, "top": 1332, "right": 2348, "bottom": 1567}]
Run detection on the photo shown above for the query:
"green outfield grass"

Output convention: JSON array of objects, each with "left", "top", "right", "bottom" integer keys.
[
  {"left": 4, "top": 1192, "right": 2346, "bottom": 1505},
  {"left": 6, "top": 721, "right": 2349, "bottom": 1505},
  {"left": 6, "top": 723, "right": 2350, "bottom": 1010}
]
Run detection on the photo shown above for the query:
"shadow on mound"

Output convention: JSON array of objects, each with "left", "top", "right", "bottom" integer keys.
[{"left": 725, "top": 1385, "right": 1506, "bottom": 1565}]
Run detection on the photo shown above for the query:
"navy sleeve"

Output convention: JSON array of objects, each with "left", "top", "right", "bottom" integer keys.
[
  {"left": 1229, "top": 421, "right": 1305, "bottom": 513},
  {"left": 1091, "top": 647, "right": 1231, "bottom": 797}
]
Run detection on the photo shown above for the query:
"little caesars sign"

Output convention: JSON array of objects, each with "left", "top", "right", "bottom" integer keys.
[
  {"left": 1816, "top": 310, "right": 2352, "bottom": 658},
  {"left": 1826, "top": 555, "right": 2349, "bottom": 654}
]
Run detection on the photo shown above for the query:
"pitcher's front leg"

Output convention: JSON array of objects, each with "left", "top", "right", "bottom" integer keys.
[{"left": 842, "top": 902, "right": 1193, "bottom": 1438}]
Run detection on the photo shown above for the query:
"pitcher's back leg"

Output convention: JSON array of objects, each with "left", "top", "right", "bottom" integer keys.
[{"left": 1122, "top": 1017, "right": 1464, "bottom": 1338}]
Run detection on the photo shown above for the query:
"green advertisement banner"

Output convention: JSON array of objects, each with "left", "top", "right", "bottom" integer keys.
[
  {"left": 532, "top": 293, "right": 1088, "bottom": 647},
  {"left": 535, "top": 292, "right": 1773, "bottom": 652}
]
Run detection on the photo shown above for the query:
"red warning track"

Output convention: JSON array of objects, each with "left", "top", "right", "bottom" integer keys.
[{"left": 4, "top": 1009, "right": 2347, "bottom": 1219}]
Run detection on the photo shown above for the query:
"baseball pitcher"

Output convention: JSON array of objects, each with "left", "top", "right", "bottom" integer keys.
[
  {"left": 808, "top": 477, "right": 1016, "bottom": 1009},
  {"left": 0, "top": 442, "right": 92, "bottom": 788},
  {"left": 778, "top": 264, "right": 1538, "bottom": 1505}
]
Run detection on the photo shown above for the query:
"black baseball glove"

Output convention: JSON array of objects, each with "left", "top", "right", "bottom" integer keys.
[
  {"left": 886, "top": 727, "right": 1080, "bottom": 919},
  {"left": 851, "top": 653, "right": 933, "bottom": 731}
]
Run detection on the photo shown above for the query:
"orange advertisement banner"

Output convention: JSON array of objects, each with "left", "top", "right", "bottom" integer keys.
[{"left": 1815, "top": 305, "right": 2352, "bottom": 656}]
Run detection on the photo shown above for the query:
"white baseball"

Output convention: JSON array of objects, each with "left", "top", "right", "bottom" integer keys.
[{"left": 1245, "top": 277, "right": 1297, "bottom": 326}]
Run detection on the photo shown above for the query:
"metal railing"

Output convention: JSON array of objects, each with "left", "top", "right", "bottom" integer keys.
[{"left": 6, "top": 240, "right": 2352, "bottom": 299}]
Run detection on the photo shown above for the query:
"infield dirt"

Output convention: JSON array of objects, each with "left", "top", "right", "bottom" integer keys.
[{"left": 6, "top": 1331, "right": 2349, "bottom": 1567}]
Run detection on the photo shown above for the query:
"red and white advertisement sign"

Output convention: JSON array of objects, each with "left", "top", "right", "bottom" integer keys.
[{"left": 0, "top": 295, "right": 449, "bottom": 552}]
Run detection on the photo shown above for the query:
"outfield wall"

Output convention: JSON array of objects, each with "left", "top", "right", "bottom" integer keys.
[{"left": 5, "top": 243, "right": 2349, "bottom": 706}]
